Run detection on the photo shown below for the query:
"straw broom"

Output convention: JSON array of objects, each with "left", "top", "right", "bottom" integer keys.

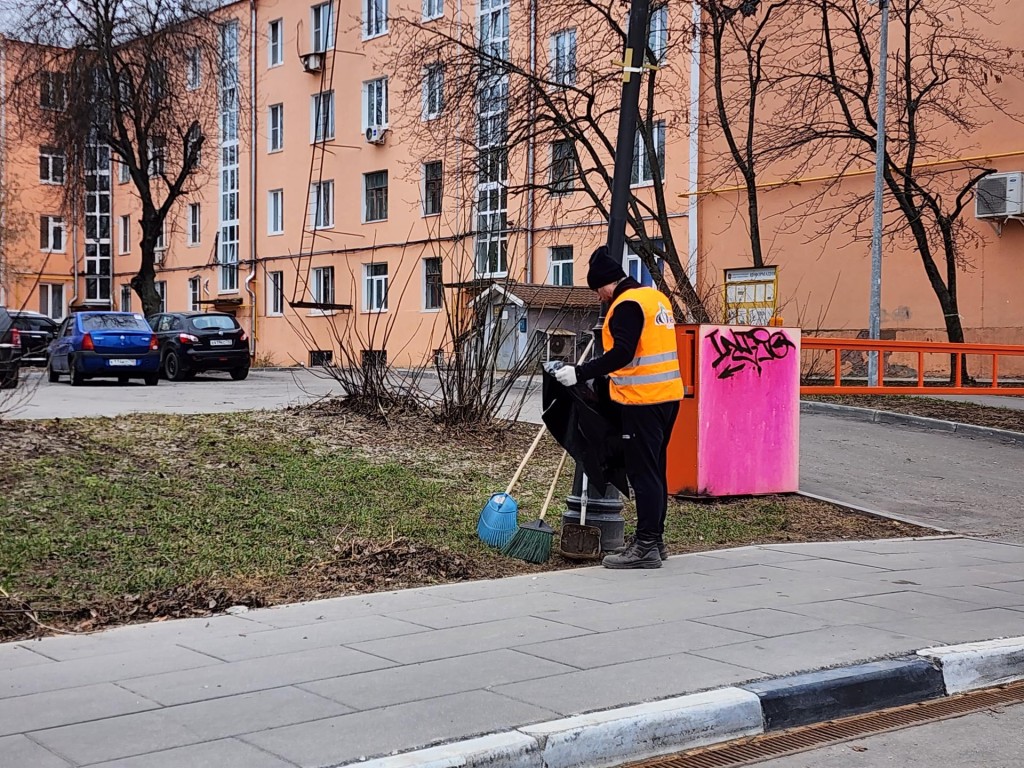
[{"left": 501, "top": 450, "right": 568, "bottom": 564}]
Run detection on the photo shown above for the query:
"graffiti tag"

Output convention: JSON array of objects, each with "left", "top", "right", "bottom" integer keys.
[{"left": 708, "top": 328, "right": 795, "bottom": 380}]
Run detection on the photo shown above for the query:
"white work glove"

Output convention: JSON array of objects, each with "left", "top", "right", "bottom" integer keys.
[{"left": 554, "top": 365, "right": 578, "bottom": 387}]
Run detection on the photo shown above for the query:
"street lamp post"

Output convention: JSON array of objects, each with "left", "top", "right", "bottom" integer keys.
[{"left": 867, "top": 0, "right": 890, "bottom": 387}]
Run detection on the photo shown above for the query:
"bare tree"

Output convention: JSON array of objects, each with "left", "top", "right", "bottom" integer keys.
[{"left": 7, "top": 0, "right": 233, "bottom": 317}]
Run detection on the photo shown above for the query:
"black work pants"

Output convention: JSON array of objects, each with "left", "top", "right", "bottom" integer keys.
[{"left": 620, "top": 401, "right": 680, "bottom": 543}]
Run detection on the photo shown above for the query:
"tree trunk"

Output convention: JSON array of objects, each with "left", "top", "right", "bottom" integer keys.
[{"left": 132, "top": 241, "right": 161, "bottom": 318}]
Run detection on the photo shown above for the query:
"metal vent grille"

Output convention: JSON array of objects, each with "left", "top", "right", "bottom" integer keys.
[{"left": 977, "top": 175, "right": 1009, "bottom": 217}]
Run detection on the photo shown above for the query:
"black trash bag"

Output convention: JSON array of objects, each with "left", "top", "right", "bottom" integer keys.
[{"left": 541, "top": 367, "right": 629, "bottom": 497}]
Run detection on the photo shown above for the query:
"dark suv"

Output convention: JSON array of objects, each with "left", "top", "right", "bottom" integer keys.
[
  {"left": 10, "top": 310, "right": 59, "bottom": 367},
  {"left": 149, "top": 312, "right": 250, "bottom": 381},
  {"left": 0, "top": 306, "right": 21, "bottom": 389}
]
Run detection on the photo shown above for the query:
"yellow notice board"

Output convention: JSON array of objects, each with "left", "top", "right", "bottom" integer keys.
[{"left": 724, "top": 266, "right": 778, "bottom": 326}]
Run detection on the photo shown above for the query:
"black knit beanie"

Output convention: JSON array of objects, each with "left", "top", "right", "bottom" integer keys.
[{"left": 586, "top": 245, "right": 626, "bottom": 290}]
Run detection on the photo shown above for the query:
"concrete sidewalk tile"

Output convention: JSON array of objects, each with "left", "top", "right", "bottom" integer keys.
[
  {"left": 544, "top": 593, "right": 762, "bottom": 633},
  {"left": 0, "top": 735, "right": 72, "bottom": 768},
  {"left": 179, "top": 615, "right": 428, "bottom": 661},
  {"left": 493, "top": 653, "right": 764, "bottom": 716},
  {"left": 0, "top": 645, "right": 220, "bottom": 700},
  {"left": 692, "top": 625, "right": 935, "bottom": 676},
  {"left": 426, "top": 572, "right": 601, "bottom": 602},
  {"left": 0, "top": 643, "right": 54, "bottom": 671},
  {"left": 245, "top": 590, "right": 458, "bottom": 629},
  {"left": 679, "top": 565, "right": 798, "bottom": 591},
  {"left": 850, "top": 591, "right": 982, "bottom": 617},
  {"left": 300, "top": 649, "right": 575, "bottom": 710},
  {"left": 163, "top": 686, "right": 352, "bottom": 740},
  {"left": 537, "top": 579, "right": 708, "bottom": 605},
  {"left": 119, "top": 645, "right": 395, "bottom": 706},
  {"left": 706, "top": 578, "right": 898, "bottom": 608},
  {"left": 914, "top": 585, "right": 1024, "bottom": 608},
  {"left": 868, "top": 608, "right": 1024, "bottom": 647},
  {"left": 388, "top": 592, "right": 609, "bottom": 630},
  {"left": 348, "top": 617, "right": 591, "bottom": 664},
  {"left": 0, "top": 682, "right": 158, "bottom": 737},
  {"left": 693, "top": 608, "right": 832, "bottom": 638},
  {"left": 88, "top": 739, "right": 297, "bottom": 768},
  {"left": 769, "top": 558, "right": 892, "bottom": 580},
  {"left": 780, "top": 598, "right": 908, "bottom": 627},
  {"left": 574, "top": 554, "right": 737, "bottom": 580},
  {"left": 873, "top": 567, "right": 1023, "bottom": 589},
  {"left": 981, "top": 561, "right": 1024, "bottom": 579},
  {"left": 984, "top": 580, "right": 1024, "bottom": 597},
  {"left": 29, "top": 709, "right": 199, "bottom": 765},
  {"left": 516, "top": 619, "right": 758, "bottom": 669},
  {"left": 685, "top": 547, "right": 816, "bottom": 567},
  {"left": 242, "top": 689, "right": 556, "bottom": 767}
]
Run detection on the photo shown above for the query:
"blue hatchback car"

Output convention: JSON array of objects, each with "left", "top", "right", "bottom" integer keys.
[{"left": 48, "top": 312, "right": 161, "bottom": 386}]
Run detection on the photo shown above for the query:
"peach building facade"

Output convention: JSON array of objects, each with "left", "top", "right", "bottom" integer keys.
[{"left": 0, "top": 1, "right": 1021, "bottom": 370}]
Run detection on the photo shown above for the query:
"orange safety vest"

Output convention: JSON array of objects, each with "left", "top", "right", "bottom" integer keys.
[{"left": 602, "top": 287, "right": 683, "bottom": 405}]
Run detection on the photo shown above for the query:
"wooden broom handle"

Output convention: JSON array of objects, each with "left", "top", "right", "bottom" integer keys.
[
  {"left": 538, "top": 451, "right": 568, "bottom": 523},
  {"left": 505, "top": 424, "right": 546, "bottom": 496}
]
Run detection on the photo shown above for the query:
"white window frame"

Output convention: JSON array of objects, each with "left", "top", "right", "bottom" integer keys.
[
  {"left": 268, "top": 103, "right": 284, "bottom": 152},
  {"left": 363, "top": 0, "right": 388, "bottom": 39},
  {"left": 148, "top": 136, "right": 166, "bottom": 178},
  {"left": 188, "top": 203, "right": 201, "bottom": 246},
  {"left": 363, "top": 262, "right": 388, "bottom": 312},
  {"left": 155, "top": 220, "right": 167, "bottom": 252},
  {"left": 550, "top": 246, "right": 573, "bottom": 286},
  {"left": 120, "top": 284, "right": 132, "bottom": 312},
  {"left": 422, "top": 161, "right": 443, "bottom": 216},
  {"left": 312, "top": 265, "right": 335, "bottom": 306},
  {"left": 423, "top": 0, "right": 443, "bottom": 21},
  {"left": 155, "top": 280, "right": 167, "bottom": 314},
  {"left": 40, "top": 71, "right": 66, "bottom": 111},
  {"left": 40, "top": 215, "right": 65, "bottom": 253},
  {"left": 362, "top": 77, "right": 388, "bottom": 131},
  {"left": 39, "top": 146, "right": 66, "bottom": 185},
  {"left": 311, "top": 180, "right": 334, "bottom": 230},
  {"left": 311, "top": 91, "right": 335, "bottom": 143},
  {"left": 312, "top": 2, "right": 335, "bottom": 53},
  {"left": 550, "top": 139, "right": 575, "bottom": 195},
  {"left": 648, "top": 4, "right": 668, "bottom": 64},
  {"left": 188, "top": 277, "right": 202, "bottom": 311},
  {"left": 422, "top": 64, "right": 444, "bottom": 121},
  {"left": 186, "top": 48, "right": 202, "bottom": 90},
  {"left": 363, "top": 171, "right": 388, "bottom": 223},
  {"left": 39, "top": 283, "right": 65, "bottom": 320},
  {"left": 423, "top": 257, "right": 442, "bottom": 311},
  {"left": 268, "top": 189, "right": 284, "bottom": 235},
  {"left": 267, "top": 270, "right": 285, "bottom": 316},
  {"left": 631, "top": 120, "right": 666, "bottom": 188},
  {"left": 551, "top": 29, "right": 577, "bottom": 87},
  {"left": 119, "top": 214, "right": 131, "bottom": 254},
  {"left": 268, "top": 19, "right": 284, "bottom": 67},
  {"left": 118, "top": 160, "right": 130, "bottom": 184}
]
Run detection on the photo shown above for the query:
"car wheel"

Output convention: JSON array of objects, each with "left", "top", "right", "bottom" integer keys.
[
  {"left": 144, "top": 373, "right": 159, "bottom": 386},
  {"left": 47, "top": 361, "right": 60, "bottom": 383},
  {"left": 70, "top": 357, "right": 85, "bottom": 387},
  {"left": 164, "top": 350, "right": 187, "bottom": 382},
  {"left": 229, "top": 367, "right": 249, "bottom": 381}
]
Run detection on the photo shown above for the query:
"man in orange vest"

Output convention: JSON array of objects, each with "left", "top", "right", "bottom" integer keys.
[{"left": 554, "top": 246, "right": 683, "bottom": 569}]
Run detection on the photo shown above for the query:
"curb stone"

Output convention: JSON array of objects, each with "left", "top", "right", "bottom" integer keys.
[
  {"left": 335, "top": 636, "right": 1024, "bottom": 768},
  {"left": 800, "top": 401, "right": 1024, "bottom": 444},
  {"left": 796, "top": 490, "right": 955, "bottom": 534}
]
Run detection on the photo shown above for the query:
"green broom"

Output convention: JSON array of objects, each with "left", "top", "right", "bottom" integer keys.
[{"left": 501, "top": 450, "right": 568, "bottom": 564}]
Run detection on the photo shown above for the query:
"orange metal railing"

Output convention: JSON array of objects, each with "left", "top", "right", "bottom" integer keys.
[{"left": 800, "top": 337, "right": 1024, "bottom": 395}]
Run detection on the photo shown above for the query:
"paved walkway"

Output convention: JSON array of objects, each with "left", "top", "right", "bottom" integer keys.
[{"left": 4, "top": 537, "right": 1024, "bottom": 768}]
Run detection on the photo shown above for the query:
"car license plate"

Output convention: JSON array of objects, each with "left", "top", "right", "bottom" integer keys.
[
  {"left": 108, "top": 359, "right": 137, "bottom": 367},
  {"left": 210, "top": 340, "right": 232, "bottom": 347}
]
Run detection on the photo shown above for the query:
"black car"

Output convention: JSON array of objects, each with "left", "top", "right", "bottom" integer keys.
[
  {"left": 149, "top": 312, "right": 250, "bottom": 381},
  {"left": 9, "top": 310, "right": 58, "bottom": 367},
  {"left": 0, "top": 306, "right": 20, "bottom": 389}
]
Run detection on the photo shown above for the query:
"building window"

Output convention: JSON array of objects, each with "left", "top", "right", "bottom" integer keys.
[
  {"left": 312, "top": 2, "right": 334, "bottom": 53},
  {"left": 551, "top": 29, "right": 577, "bottom": 87},
  {"left": 550, "top": 140, "right": 575, "bottom": 195},
  {"left": 154, "top": 220, "right": 167, "bottom": 252},
  {"left": 39, "top": 283, "right": 65, "bottom": 320},
  {"left": 423, "top": 161, "right": 443, "bottom": 216},
  {"left": 187, "top": 204, "right": 201, "bottom": 245},
  {"left": 269, "top": 189, "right": 284, "bottom": 234},
  {"left": 423, "top": 257, "right": 442, "bottom": 310},
  {"left": 148, "top": 136, "right": 166, "bottom": 177},
  {"left": 267, "top": 270, "right": 285, "bottom": 316},
  {"left": 363, "top": 0, "right": 387, "bottom": 38},
  {"left": 188, "top": 277, "right": 201, "bottom": 311},
  {"left": 39, "top": 71, "right": 66, "bottom": 111},
  {"left": 118, "top": 161, "right": 130, "bottom": 184},
  {"left": 364, "top": 171, "right": 388, "bottom": 222},
  {"left": 155, "top": 281, "right": 167, "bottom": 313},
  {"left": 39, "top": 147, "right": 65, "bottom": 184},
  {"left": 268, "top": 19, "right": 283, "bottom": 66},
  {"left": 311, "top": 180, "right": 334, "bottom": 229},
  {"left": 423, "top": 64, "right": 444, "bottom": 121},
  {"left": 631, "top": 120, "right": 665, "bottom": 186},
  {"left": 312, "top": 266, "right": 335, "bottom": 305},
  {"left": 119, "top": 215, "right": 131, "bottom": 254},
  {"left": 39, "top": 215, "right": 65, "bottom": 252},
  {"left": 423, "top": 0, "right": 443, "bottom": 21},
  {"left": 364, "top": 263, "right": 388, "bottom": 311},
  {"left": 648, "top": 5, "right": 668, "bottom": 64},
  {"left": 311, "top": 91, "right": 335, "bottom": 143},
  {"left": 363, "top": 77, "right": 388, "bottom": 130},
  {"left": 550, "top": 246, "right": 574, "bottom": 286},
  {"left": 120, "top": 284, "right": 132, "bottom": 312},
  {"left": 269, "top": 103, "right": 284, "bottom": 151},
  {"left": 186, "top": 48, "right": 201, "bottom": 90}
]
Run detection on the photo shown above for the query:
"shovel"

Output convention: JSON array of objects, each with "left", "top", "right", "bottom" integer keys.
[{"left": 559, "top": 472, "right": 602, "bottom": 561}]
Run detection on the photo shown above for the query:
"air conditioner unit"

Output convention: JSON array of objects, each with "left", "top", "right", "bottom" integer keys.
[
  {"left": 544, "top": 331, "right": 576, "bottom": 364},
  {"left": 976, "top": 172, "right": 1024, "bottom": 219},
  {"left": 300, "top": 52, "right": 324, "bottom": 73},
  {"left": 365, "top": 126, "right": 388, "bottom": 145}
]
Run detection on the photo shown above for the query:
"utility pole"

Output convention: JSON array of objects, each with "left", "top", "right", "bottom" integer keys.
[{"left": 867, "top": 0, "right": 890, "bottom": 387}]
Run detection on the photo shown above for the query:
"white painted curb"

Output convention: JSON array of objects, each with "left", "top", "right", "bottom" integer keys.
[
  {"left": 330, "top": 732, "right": 540, "bottom": 768},
  {"left": 919, "top": 636, "right": 1024, "bottom": 694}
]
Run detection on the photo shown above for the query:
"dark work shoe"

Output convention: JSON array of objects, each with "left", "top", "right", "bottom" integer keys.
[
  {"left": 613, "top": 536, "right": 668, "bottom": 561},
  {"left": 602, "top": 541, "right": 662, "bottom": 569}
]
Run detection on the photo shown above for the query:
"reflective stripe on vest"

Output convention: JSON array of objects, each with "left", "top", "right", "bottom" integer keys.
[{"left": 603, "top": 286, "right": 684, "bottom": 405}]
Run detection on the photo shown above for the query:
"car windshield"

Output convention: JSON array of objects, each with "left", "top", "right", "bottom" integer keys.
[
  {"left": 81, "top": 314, "right": 152, "bottom": 332},
  {"left": 190, "top": 315, "right": 237, "bottom": 331}
]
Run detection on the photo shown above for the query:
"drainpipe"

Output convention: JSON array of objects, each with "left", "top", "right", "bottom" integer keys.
[
  {"left": 524, "top": 0, "right": 537, "bottom": 284},
  {"left": 686, "top": 0, "right": 701, "bottom": 290},
  {"left": 245, "top": 0, "right": 258, "bottom": 355}
]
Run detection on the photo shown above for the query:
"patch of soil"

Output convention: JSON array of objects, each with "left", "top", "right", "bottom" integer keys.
[{"left": 806, "top": 395, "right": 1024, "bottom": 434}]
